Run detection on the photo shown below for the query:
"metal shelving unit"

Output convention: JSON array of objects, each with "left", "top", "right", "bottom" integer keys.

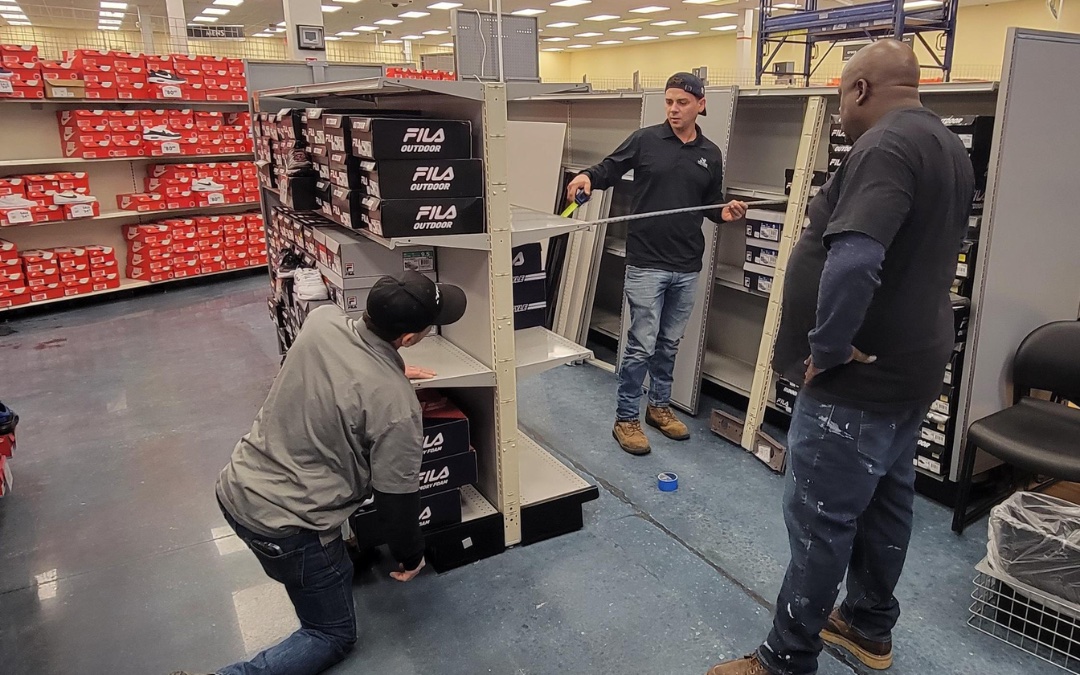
[
  {"left": 253, "top": 76, "right": 600, "bottom": 562},
  {"left": 0, "top": 153, "right": 254, "bottom": 169}
]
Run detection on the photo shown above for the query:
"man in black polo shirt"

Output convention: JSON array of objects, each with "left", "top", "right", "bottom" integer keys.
[
  {"left": 567, "top": 72, "right": 747, "bottom": 456},
  {"left": 709, "top": 41, "right": 974, "bottom": 675}
]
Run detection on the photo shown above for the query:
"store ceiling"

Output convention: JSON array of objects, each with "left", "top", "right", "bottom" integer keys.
[{"left": 6, "top": 0, "right": 1012, "bottom": 51}]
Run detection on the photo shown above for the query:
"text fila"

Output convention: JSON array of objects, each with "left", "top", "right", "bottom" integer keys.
[
  {"left": 414, "top": 205, "right": 457, "bottom": 230},
  {"left": 420, "top": 466, "right": 451, "bottom": 486},
  {"left": 411, "top": 166, "right": 455, "bottom": 191},
  {"left": 402, "top": 127, "right": 445, "bottom": 153},
  {"left": 423, "top": 432, "right": 445, "bottom": 452}
]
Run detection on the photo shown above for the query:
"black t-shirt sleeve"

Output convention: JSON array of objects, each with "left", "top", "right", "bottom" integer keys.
[{"left": 824, "top": 145, "right": 915, "bottom": 249}]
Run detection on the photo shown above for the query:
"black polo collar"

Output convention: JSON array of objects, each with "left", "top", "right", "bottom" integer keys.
[{"left": 660, "top": 121, "right": 704, "bottom": 147}]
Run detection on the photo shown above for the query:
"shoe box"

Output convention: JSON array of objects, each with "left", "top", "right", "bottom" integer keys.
[
  {"left": 511, "top": 243, "right": 546, "bottom": 329},
  {"left": 349, "top": 485, "right": 464, "bottom": 547},
  {"left": 321, "top": 257, "right": 436, "bottom": 316},
  {"left": 745, "top": 209, "right": 785, "bottom": 242},
  {"left": 941, "top": 115, "right": 994, "bottom": 207},
  {"left": 745, "top": 238, "right": 780, "bottom": 268},
  {"left": 418, "top": 390, "right": 471, "bottom": 463},
  {"left": 312, "top": 224, "right": 435, "bottom": 280},
  {"left": 783, "top": 169, "right": 829, "bottom": 198},
  {"left": 827, "top": 115, "right": 846, "bottom": 178},
  {"left": 0, "top": 48, "right": 44, "bottom": 99},
  {"left": 362, "top": 196, "right": 485, "bottom": 239},
  {"left": 328, "top": 151, "right": 362, "bottom": 191},
  {"left": 774, "top": 377, "right": 800, "bottom": 415},
  {"left": 350, "top": 118, "right": 472, "bottom": 160},
  {"left": 359, "top": 159, "right": 484, "bottom": 200},
  {"left": 743, "top": 262, "right": 774, "bottom": 296}
]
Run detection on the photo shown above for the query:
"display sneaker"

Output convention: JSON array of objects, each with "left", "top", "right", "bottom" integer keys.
[
  {"left": 706, "top": 654, "right": 771, "bottom": 675},
  {"left": 613, "top": 419, "right": 651, "bottom": 455},
  {"left": 0, "top": 66, "right": 12, "bottom": 79},
  {"left": 51, "top": 191, "right": 96, "bottom": 205},
  {"left": 293, "top": 268, "right": 328, "bottom": 301},
  {"left": 0, "top": 194, "right": 38, "bottom": 209},
  {"left": 142, "top": 125, "right": 183, "bottom": 142},
  {"left": 275, "top": 249, "right": 301, "bottom": 279},
  {"left": 0, "top": 401, "right": 17, "bottom": 436},
  {"left": 821, "top": 609, "right": 893, "bottom": 670},
  {"left": 285, "top": 148, "right": 316, "bottom": 177},
  {"left": 191, "top": 177, "right": 226, "bottom": 192},
  {"left": 148, "top": 70, "right": 186, "bottom": 85},
  {"left": 646, "top": 404, "right": 690, "bottom": 440}
]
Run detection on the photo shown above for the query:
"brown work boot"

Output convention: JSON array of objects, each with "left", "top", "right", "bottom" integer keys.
[
  {"left": 706, "top": 654, "right": 771, "bottom": 675},
  {"left": 613, "top": 419, "right": 651, "bottom": 455},
  {"left": 646, "top": 404, "right": 690, "bottom": 440},
  {"left": 821, "top": 609, "right": 893, "bottom": 670}
]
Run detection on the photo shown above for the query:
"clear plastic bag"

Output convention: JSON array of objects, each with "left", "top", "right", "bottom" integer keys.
[{"left": 988, "top": 491, "right": 1080, "bottom": 607}]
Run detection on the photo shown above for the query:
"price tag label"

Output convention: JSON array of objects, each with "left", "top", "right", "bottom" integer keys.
[
  {"left": 956, "top": 262, "right": 969, "bottom": 278},
  {"left": 6, "top": 209, "right": 32, "bottom": 224},
  {"left": 69, "top": 203, "right": 95, "bottom": 218},
  {"left": 161, "top": 141, "right": 181, "bottom": 155},
  {"left": 207, "top": 192, "right": 225, "bottom": 205},
  {"left": 0, "top": 80, "right": 13, "bottom": 95},
  {"left": 162, "top": 85, "right": 182, "bottom": 99}
]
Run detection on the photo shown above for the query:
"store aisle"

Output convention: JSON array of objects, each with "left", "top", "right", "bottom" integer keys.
[{"left": 0, "top": 279, "right": 1052, "bottom": 674}]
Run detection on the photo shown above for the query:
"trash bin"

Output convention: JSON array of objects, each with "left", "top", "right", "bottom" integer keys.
[{"left": 989, "top": 491, "right": 1080, "bottom": 606}]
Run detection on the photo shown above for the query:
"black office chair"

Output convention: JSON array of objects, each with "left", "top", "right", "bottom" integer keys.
[{"left": 952, "top": 321, "right": 1080, "bottom": 534}]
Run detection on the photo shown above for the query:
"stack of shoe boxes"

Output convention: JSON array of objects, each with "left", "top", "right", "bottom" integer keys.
[
  {"left": 827, "top": 116, "right": 849, "bottom": 180},
  {"left": 743, "top": 210, "right": 787, "bottom": 296},
  {"left": 0, "top": 238, "right": 27, "bottom": 308},
  {"left": 349, "top": 389, "right": 478, "bottom": 547},
  {"left": 512, "top": 243, "right": 546, "bottom": 330},
  {"left": 267, "top": 109, "right": 316, "bottom": 210}
]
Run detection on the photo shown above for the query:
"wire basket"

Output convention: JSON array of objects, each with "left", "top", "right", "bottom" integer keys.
[{"left": 970, "top": 558, "right": 1080, "bottom": 673}]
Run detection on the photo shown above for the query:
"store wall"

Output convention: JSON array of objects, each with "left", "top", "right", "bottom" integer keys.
[{"left": 545, "top": 0, "right": 1077, "bottom": 85}]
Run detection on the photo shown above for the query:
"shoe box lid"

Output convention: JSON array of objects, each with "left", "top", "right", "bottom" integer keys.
[
  {"left": 350, "top": 117, "right": 472, "bottom": 160},
  {"left": 362, "top": 197, "right": 485, "bottom": 239},
  {"left": 311, "top": 225, "right": 435, "bottom": 281},
  {"left": 359, "top": 158, "right": 483, "bottom": 200},
  {"left": 418, "top": 447, "right": 477, "bottom": 496}
]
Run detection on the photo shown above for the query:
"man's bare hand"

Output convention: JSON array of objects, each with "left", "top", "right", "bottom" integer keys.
[
  {"left": 390, "top": 557, "right": 426, "bottom": 582},
  {"left": 566, "top": 173, "right": 592, "bottom": 203},
  {"left": 804, "top": 347, "right": 876, "bottom": 384},
  {"left": 405, "top": 366, "right": 436, "bottom": 380},
  {"left": 721, "top": 200, "right": 748, "bottom": 222}
]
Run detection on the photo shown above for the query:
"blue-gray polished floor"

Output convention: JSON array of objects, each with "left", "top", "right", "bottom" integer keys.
[{"left": 0, "top": 277, "right": 1054, "bottom": 674}]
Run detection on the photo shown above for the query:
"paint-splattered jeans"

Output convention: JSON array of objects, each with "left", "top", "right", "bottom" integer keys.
[{"left": 757, "top": 390, "right": 928, "bottom": 675}]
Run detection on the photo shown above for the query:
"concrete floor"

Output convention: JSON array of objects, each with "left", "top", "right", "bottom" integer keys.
[{"left": 0, "top": 277, "right": 1057, "bottom": 675}]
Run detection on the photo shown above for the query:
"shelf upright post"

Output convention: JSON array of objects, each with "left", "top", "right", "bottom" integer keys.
[
  {"left": 482, "top": 82, "right": 524, "bottom": 546},
  {"left": 740, "top": 95, "right": 826, "bottom": 451}
]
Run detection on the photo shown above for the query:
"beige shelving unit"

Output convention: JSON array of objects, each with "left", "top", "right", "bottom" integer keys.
[{"left": 253, "top": 77, "right": 600, "bottom": 564}]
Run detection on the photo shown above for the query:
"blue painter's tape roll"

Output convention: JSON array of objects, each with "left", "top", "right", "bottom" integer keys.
[{"left": 658, "top": 472, "right": 678, "bottom": 492}]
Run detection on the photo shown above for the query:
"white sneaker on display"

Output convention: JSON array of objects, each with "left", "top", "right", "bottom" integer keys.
[
  {"left": 51, "top": 191, "right": 96, "bottom": 204},
  {"left": 293, "top": 268, "right": 329, "bottom": 301},
  {"left": 191, "top": 178, "right": 225, "bottom": 192},
  {"left": 142, "top": 125, "right": 183, "bottom": 142},
  {"left": 0, "top": 194, "right": 37, "bottom": 208}
]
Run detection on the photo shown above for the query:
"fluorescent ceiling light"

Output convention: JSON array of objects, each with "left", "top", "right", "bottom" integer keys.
[
  {"left": 904, "top": 0, "right": 943, "bottom": 7},
  {"left": 774, "top": 2, "right": 800, "bottom": 8},
  {"left": 2, "top": 13, "right": 28, "bottom": 19},
  {"left": 620, "top": 17, "right": 649, "bottom": 23},
  {"left": 383, "top": 39, "right": 402, "bottom": 43},
  {"left": 98, "top": 24, "right": 120, "bottom": 29},
  {"left": 513, "top": 8, "right": 545, "bottom": 15},
  {"left": 399, "top": 10, "right": 430, "bottom": 18},
  {"left": 354, "top": 25, "right": 378, "bottom": 30},
  {"left": 213, "top": 0, "right": 244, "bottom": 5},
  {"left": 611, "top": 26, "right": 642, "bottom": 32},
  {"left": 192, "top": 15, "right": 218, "bottom": 21},
  {"left": 699, "top": 11, "right": 736, "bottom": 19},
  {"left": 203, "top": 8, "right": 230, "bottom": 15},
  {"left": 584, "top": 14, "right": 619, "bottom": 20},
  {"left": 651, "top": 19, "right": 684, "bottom": 26},
  {"left": 325, "top": 36, "right": 341, "bottom": 40},
  {"left": 321, "top": 4, "right": 343, "bottom": 12},
  {"left": 551, "top": 0, "right": 590, "bottom": 6},
  {"left": 546, "top": 21, "right": 577, "bottom": 28},
  {"left": 630, "top": 6, "right": 668, "bottom": 13},
  {"left": 630, "top": 35, "right": 658, "bottom": 40},
  {"left": 0, "top": 0, "right": 19, "bottom": 4},
  {"left": 336, "top": 30, "right": 359, "bottom": 35},
  {"left": 336, "top": 0, "right": 362, "bottom": 3},
  {"left": 401, "top": 34, "right": 424, "bottom": 39},
  {"left": 375, "top": 18, "right": 401, "bottom": 25},
  {"left": 668, "top": 30, "right": 698, "bottom": 35},
  {"left": 543, "top": 36, "right": 569, "bottom": 41},
  {"left": 682, "top": 0, "right": 716, "bottom": 3},
  {"left": 99, "top": 11, "right": 125, "bottom": 17},
  {"left": 423, "top": 29, "right": 448, "bottom": 34},
  {"left": 253, "top": 32, "right": 274, "bottom": 37},
  {"left": 597, "top": 39, "right": 622, "bottom": 44},
  {"left": 277, "top": 21, "right": 286, "bottom": 26},
  {"left": 541, "top": 47, "right": 563, "bottom": 51},
  {"left": 271, "top": 27, "right": 285, "bottom": 32},
  {"left": 574, "top": 31, "right": 602, "bottom": 37},
  {"left": 439, "top": 42, "right": 454, "bottom": 46},
  {"left": 568, "top": 44, "right": 591, "bottom": 48},
  {"left": 100, "top": 1, "right": 127, "bottom": 8},
  {"left": 711, "top": 24, "right": 736, "bottom": 30},
  {"left": 428, "top": 2, "right": 462, "bottom": 8},
  {"left": 98, "top": 18, "right": 122, "bottom": 24}
]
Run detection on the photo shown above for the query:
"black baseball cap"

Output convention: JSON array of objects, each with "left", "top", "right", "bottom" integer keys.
[
  {"left": 367, "top": 270, "right": 467, "bottom": 335},
  {"left": 665, "top": 72, "right": 707, "bottom": 116}
]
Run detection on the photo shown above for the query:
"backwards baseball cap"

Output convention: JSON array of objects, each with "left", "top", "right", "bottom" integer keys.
[
  {"left": 665, "top": 71, "right": 707, "bottom": 116},
  {"left": 366, "top": 270, "right": 467, "bottom": 335}
]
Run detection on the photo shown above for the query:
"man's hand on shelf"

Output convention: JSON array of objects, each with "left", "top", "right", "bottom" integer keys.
[{"left": 405, "top": 366, "right": 436, "bottom": 380}]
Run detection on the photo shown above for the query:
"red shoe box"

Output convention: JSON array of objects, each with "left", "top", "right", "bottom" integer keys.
[
  {"left": 0, "top": 286, "right": 30, "bottom": 308},
  {"left": 90, "top": 264, "right": 119, "bottom": 280},
  {"left": 140, "top": 110, "right": 170, "bottom": 128},
  {"left": 62, "top": 274, "right": 90, "bottom": 289},
  {"left": 54, "top": 246, "right": 89, "bottom": 261},
  {"left": 127, "top": 247, "right": 172, "bottom": 264},
  {"left": 182, "top": 83, "right": 207, "bottom": 101},
  {"left": 173, "top": 55, "right": 201, "bottom": 76},
  {"left": 10, "top": 205, "right": 66, "bottom": 224},
  {"left": 145, "top": 55, "right": 174, "bottom": 71},
  {"left": 53, "top": 172, "right": 91, "bottom": 193},
  {"left": 117, "top": 193, "right": 166, "bottom": 212},
  {"left": 41, "top": 61, "right": 81, "bottom": 81},
  {"left": 221, "top": 216, "right": 246, "bottom": 235},
  {"left": 201, "top": 261, "right": 227, "bottom": 274},
  {"left": 63, "top": 50, "right": 116, "bottom": 68},
  {"left": 63, "top": 140, "right": 144, "bottom": 160},
  {"left": 20, "top": 248, "right": 55, "bottom": 269},
  {"left": 63, "top": 201, "right": 100, "bottom": 219},
  {"left": 0, "top": 85, "right": 45, "bottom": 99},
  {"left": 194, "top": 110, "right": 224, "bottom": 122},
  {"left": 0, "top": 178, "right": 25, "bottom": 197},
  {"left": 24, "top": 175, "right": 61, "bottom": 196},
  {"left": 148, "top": 163, "right": 199, "bottom": 180},
  {"left": 124, "top": 224, "right": 171, "bottom": 244},
  {"left": 85, "top": 245, "right": 116, "bottom": 265},
  {"left": 198, "top": 250, "right": 224, "bottom": 265},
  {"left": 60, "top": 127, "right": 110, "bottom": 145},
  {"left": 197, "top": 238, "right": 224, "bottom": 253},
  {"left": 4, "top": 62, "right": 42, "bottom": 85},
  {"left": 128, "top": 240, "right": 172, "bottom": 256},
  {"left": 85, "top": 83, "right": 118, "bottom": 100},
  {"left": 0, "top": 277, "right": 25, "bottom": 293},
  {"left": 26, "top": 272, "right": 60, "bottom": 287},
  {"left": 114, "top": 64, "right": 146, "bottom": 84},
  {"left": 171, "top": 238, "right": 199, "bottom": 254},
  {"left": 0, "top": 239, "right": 18, "bottom": 266},
  {"left": 145, "top": 177, "right": 192, "bottom": 194},
  {"left": 224, "top": 233, "right": 248, "bottom": 248},
  {"left": 118, "top": 83, "right": 148, "bottom": 100},
  {"left": 0, "top": 262, "right": 21, "bottom": 281},
  {"left": 2, "top": 44, "right": 38, "bottom": 62},
  {"left": 247, "top": 245, "right": 267, "bottom": 258},
  {"left": 163, "top": 192, "right": 197, "bottom": 210},
  {"left": 145, "top": 141, "right": 186, "bottom": 158},
  {"left": 194, "top": 191, "right": 227, "bottom": 207},
  {"left": 82, "top": 65, "right": 114, "bottom": 84},
  {"left": 92, "top": 275, "right": 121, "bottom": 291},
  {"left": 29, "top": 284, "right": 64, "bottom": 302},
  {"left": 127, "top": 265, "right": 173, "bottom": 282}
]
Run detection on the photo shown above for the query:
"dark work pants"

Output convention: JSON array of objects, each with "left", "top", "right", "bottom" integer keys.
[{"left": 757, "top": 391, "right": 928, "bottom": 675}]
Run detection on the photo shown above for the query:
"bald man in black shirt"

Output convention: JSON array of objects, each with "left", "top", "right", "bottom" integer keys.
[{"left": 709, "top": 40, "right": 974, "bottom": 675}]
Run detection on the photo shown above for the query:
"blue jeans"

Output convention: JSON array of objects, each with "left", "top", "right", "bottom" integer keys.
[
  {"left": 757, "top": 391, "right": 927, "bottom": 675},
  {"left": 218, "top": 503, "right": 356, "bottom": 675},
  {"left": 616, "top": 265, "right": 699, "bottom": 420}
]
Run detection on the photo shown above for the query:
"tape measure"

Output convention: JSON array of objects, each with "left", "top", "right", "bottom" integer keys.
[{"left": 560, "top": 189, "right": 788, "bottom": 225}]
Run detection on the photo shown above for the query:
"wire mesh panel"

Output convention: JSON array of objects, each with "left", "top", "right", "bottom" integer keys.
[
  {"left": 452, "top": 10, "right": 538, "bottom": 82},
  {"left": 970, "top": 565, "right": 1080, "bottom": 673}
]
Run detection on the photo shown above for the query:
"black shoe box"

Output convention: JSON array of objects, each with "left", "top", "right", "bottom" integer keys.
[
  {"left": 349, "top": 487, "right": 463, "bottom": 547},
  {"left": 331, "top": 185, "right": 363, "bottom": 217},
  {"left": 419, "top": 390, "right": 471, "bottom": 464},
  {"left": 512, "top": 243, "right": 543, "bottom": 276},
  {"left": 512, "top": 274, "right": 546, "bottom": 305},
  {"left": 328, "top": 151, "right": 362, "bottom": 190},
  {"left": 829, "top": 116, "right": 846, "bottom": 144},
  {"left": 323, "top": 114, "right": 355, "bottom": 154},
  {"left": 774, "top": 377, "right": 799, "bottom": 415},
  {"left": 361, "top": 196, "right": 485, "bottom": 238},
  {"left": 746, "top": 239, "right": 780, "bottom": 267},
  {"left": 513, "top": 301, "right": 546, "bottom": 330},
  {"left": 351, "top": 117, "right": 472, "bottom": 160},
  {"left": 956, "top": 238, "right": 977, "bottom": 280},
  {"left": 272, "top": 108, "right": 304, "bottom": 142},
  {"left": 281, "top": 176, "right": 319, "bottom": 211},
  {"left": 359, "top": 159, "right": 484, "bottom": 199},
  {"left": 419, "top": 448, "right": 477, "bottom": 495},
  {"left": 783, "top": 169, "right": 828, "bottom": 197},
  {"left": 746, "top": 212, "right": 784, "bottom": 242},
  {"left": 929, "top": 382, "right": 955, "bottom": 418}
]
